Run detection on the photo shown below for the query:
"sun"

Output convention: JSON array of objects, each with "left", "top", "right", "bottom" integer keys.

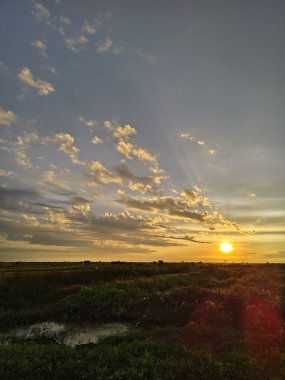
[{"left": 220, "top": 242, "right": 234, "bottom": 254}]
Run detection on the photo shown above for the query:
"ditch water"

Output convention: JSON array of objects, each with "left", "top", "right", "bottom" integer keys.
[{"left": 0, "top": 321, "right": 130, "bottom": 347}]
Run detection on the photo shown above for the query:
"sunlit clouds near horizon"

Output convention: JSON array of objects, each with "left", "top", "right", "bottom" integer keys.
[{"left": 0, "top": 1, "right": 284, "bottom": 262}]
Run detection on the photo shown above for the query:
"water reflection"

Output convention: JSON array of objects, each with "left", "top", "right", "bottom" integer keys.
[{"left": 1, "top": 322, "right": 130, "bottom": 347}]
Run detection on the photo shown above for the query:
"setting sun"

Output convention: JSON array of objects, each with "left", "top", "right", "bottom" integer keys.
[{"left": 220, "top": 242, "right": 234, "bottom": 254}]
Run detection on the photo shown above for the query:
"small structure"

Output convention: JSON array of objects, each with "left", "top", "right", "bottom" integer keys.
[
  {"left": 158, "top": 260, "right": 164, "bottom": 265},
  {"left": 82, "top": 260, "right": 91, "bottom": 266}
]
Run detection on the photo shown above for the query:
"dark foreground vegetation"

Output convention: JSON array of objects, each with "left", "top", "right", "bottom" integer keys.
[{"left": 0, "top": 261, "right": 284, "bottom": 379}]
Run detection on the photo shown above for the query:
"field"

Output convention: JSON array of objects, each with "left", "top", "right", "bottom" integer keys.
[{"left": 0, "top": 262, "right": 284, "bottom": 379}]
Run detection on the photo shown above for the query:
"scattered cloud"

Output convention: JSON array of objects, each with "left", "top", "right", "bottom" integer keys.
[
  {"left": 113, "top": 124, "right": 137, "bottom": 140},
  {"left": 116, "top": 141, "right": 156, "bottom": 162},
  {"left": 44, "top": 133, "right": 82, "bottom": 164},
  {"left": 0, "top": 107, "right": 16, "bottom": 127},
  {"left": 115, "top": 162, "right": 166, "bottom": 194},
  {"left": 116, "top": 193, "right": 207, "bottom": 223},
  {"left": 81, "top": 20, "right": 96, "bottom": 34},
  {"left": 15, "top": 131, "right": 39, "bottom": 147},
  {"left": 78, "top": 116, "right": 99, "bottom": 129},
  {"left": 31, "top": 40, "right": 47, "bottom": 58},
  {"left": 31, "top": 40, "right": 47, "bottom": 51},
  {"left": 181, "top": 186, "right": 205, "bottom": 205},
  {"left": 104, "top": 120, "right": 115, "bottom": 131},
  {"left": 149, "top": 165, "right": 165, "bottom": 175},
  {"left": 31, "top": 41, "right": 48, "bottom": 62},
  {"left": 0, "top": 169, "right": 14, "bottom": 178},
  {"left": 65, "top": 35, "right": 89, "bottom": 52},
  {"left": 18, "top": 67, "right": 55, "bottom": 96},
  {"left": 92, "top": 136, "right": 103, "bottom": 145},
  {"left": 39, "top": 170, "right": 70, "bottom": 190},
  {"left": 0, "top": 118, "right": 242, "bottom": 255},
  {"left": 87, "top": 161, "right": 121, "bottom": 186},
  {"left": 180, "top": 131, "right": 216, "bottom": 155},
  {"left": 158, "top": 234, "right": 211, "bottom": 244},
  {"left": 47, "top": 65, "right": 56, "bottom": 74},
  {"left": 12, "top": 131, "right": 39, "bottom": 168},
  {"left": 32, "top": 2, "right": 51, "bottom": 25},
  {"left": 59, "top": 16, "right": 71, "bottom": 25},
  {"left": 14, "top": 151, "right": 31, "bottom": 168},
  {"left": 97, "top": 37, "right": 113, "bottom": 53}
]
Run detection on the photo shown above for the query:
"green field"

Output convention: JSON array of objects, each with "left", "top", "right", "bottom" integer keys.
[{"left": 0, "top": 262, "right": 284, "bottom": 379}]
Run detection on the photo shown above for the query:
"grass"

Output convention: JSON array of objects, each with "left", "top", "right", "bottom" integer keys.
[{"left": 0, "top": 262, "right": 284, "bottom": 379}]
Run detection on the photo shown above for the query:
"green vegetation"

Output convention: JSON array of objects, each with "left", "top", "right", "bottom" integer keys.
[{"left": 0, "top": 262, "right": 284, "bottom": 379}]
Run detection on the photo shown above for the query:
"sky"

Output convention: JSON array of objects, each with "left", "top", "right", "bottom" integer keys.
[{"left": 0, "top": 0, "right": 284, "bottom": 262}]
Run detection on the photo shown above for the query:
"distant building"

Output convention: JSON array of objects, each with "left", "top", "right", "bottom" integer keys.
[
  {"left": 82, "top": 260, "right": 91, "bottom": 265},
  {"left": 158, "top": 260, "right": 164, "bottom": 265}
]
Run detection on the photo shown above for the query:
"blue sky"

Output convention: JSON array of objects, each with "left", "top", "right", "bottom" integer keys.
[{"left": 0, "top": 0, "right": 284, "bottom": 262}]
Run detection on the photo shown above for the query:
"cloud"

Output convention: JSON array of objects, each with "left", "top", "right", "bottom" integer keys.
[
  {"left": 103, "top": 120, "right": 115, "bottom": 131},
  {"left": 92, "top": 136, "right": 103, "bottom": 145},
  {"left": 47, "top": 66, "right": 56, "bottom": 74},
  {"left": 15, "top": 131, "right": 39, "bottom": 147},
  {"left": 87, "top": 161, "right": 121, "bottom": 186},
  {"left": 32, "top": 2, "right": 51, "bottom": 24},
  {"left": 39, "top": 170, "right": 70, "bottom": 190},
  {"left": 0, "top": 196, "right": 174, "bottom": 251},
  {"left": 65, "top": 35, "right": 89, "bottom": 52},
  {"left": 204, "top": 211, "right": 240, "bottom": 231},
  {"left": 116, "top": 141, "right": 156, "bottom": 162},
  {"left": 81, "top": 20, "right": 96, "bottom": 34},
  {"left": 12, "top": 131, "right": 39, "bottom": 168},
  {"left": 149, "top": 165, "right": 165, "bottom": 175},
  {"left": 60, "top": 16, "right": 71, "bottom": 25},
  {"left": 157, "top": 234, "right": 212, "bottom": 244},
  {"left": 0, "top": 169, "right": 14, "bottom": 178},
  {"left": 97, "top": 37, "right": 113, "bottom": 53},
  {"left": 114, "top": 162, "right": 166, "bottom": 194},
  {"left": 31, "top": 40, "right": 46, "bottom": 50},
  {"left": 113, "top": 124, "right": 137, "bottom": 140},
  {"left": 97, "top": 37, "right": 124, "bottom": 55},
  {"left": 106, "top": 122, "right": 157, "bottom": 162},
  {"left": 0, "top": 187, "right": 41, "bottom": 213},
  {"left": 18, "top": 67, "right": 55, "bottom": 96},
  {"left": 180, "top": 132, "right": 194, "bottom": 141},
  {"left": 0, "top": 114, "right": 242, "bottom": 255},
  {"left": 14, "top": 151, "right": 31, "bottom": 168},
  {"left": 68, "top": 199, "right": 92, "bottom": 219},
  {"left": 181, "top": 186, "right": 204, "bottom": 205},
  {"left": 78, "top": 116, "right": 99, "bottom": 129},
  {"left": 31, "top": 40, "right": 47, "bottom": 57},
  {"left": 116, "top": 194, "right": 206, "bottom": 222},
  {"left": 180, "top": 131, "right": 216, "bottom": 155},
  {"left": 0, "top": 107, "right": 16, "bottom": 127},
  {"left": 44, "top": 133, "right": 82, "bottom": 164},
  {"left": 69, "top": 208, "right": 161, "bottom": 232}
]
